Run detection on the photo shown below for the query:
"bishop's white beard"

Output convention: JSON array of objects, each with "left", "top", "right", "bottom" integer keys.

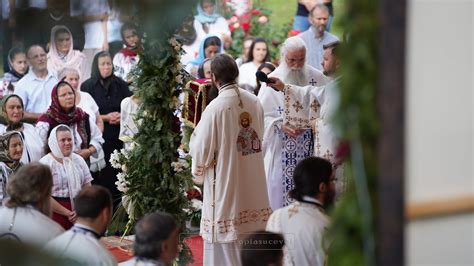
[{"left": 271, "top": 63, "right": 309, "bottom": 87}]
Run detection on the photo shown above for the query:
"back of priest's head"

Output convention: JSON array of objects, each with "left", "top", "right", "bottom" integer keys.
[
  {"left": 5, "top": 162, "right": 53, "bottom": 217},
  {"left": 289, "top": 156, "right": 333, "bottom": 201},
  {"left": 211, "top": 53, "right": 239, "bottom": 84},
  {"left": 133, "top": 211, "right": 179, "bottom": 263},
  {"left": 74, "top": 185, "right": 112, "bottom": 220}
]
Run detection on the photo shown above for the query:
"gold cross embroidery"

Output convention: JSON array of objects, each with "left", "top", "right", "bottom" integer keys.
[
  {"left": 311, "top": 100, "right": 321, "bottom": 113},
  {"left": 324, "top": 150, "right": 334, "bottom": 161},
  {"left": 292, "top": 101, "right": 303, "bottom": 113},
  {"left": 288, "top": 204, "right": 299, "bottom": 218}
]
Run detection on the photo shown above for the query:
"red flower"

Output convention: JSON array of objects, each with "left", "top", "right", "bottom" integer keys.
[
  {"left": 186, "top": 188, "right": 202, "bottom": 200},
  {"left": 242, "top": 23, "right": 250, "bottom": 31},
  {"left": 335, "top": 140, "right": 351, "bottom": 164},
  {"left": 251, "top": 9, "right": 261, "bottom": 16},
  {"left": 288, "top": 29, "right": 302, "bottom": 37}
]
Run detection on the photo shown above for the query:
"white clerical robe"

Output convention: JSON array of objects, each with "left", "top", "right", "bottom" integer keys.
[
  {"left": 266, "top": 198, "right": 330, "bottom": 266},
  {"left": 283, "top": 79, "right": 345, "bottom": 194},
  {"left": 258, "top": 66, "right": 328, "bottom": 210},
  {"left": 190, "top": 85, "right": 271, "bottom": 265},
  {"left": 45, "top": 224, "right": 117, "bottom": 266},
  {"left": 0, "top": 206, "right": 64, "bottom": 247}
]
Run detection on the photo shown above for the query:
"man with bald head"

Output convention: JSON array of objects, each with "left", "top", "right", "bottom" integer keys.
[
  {"left": 15, "top": 44, "right": 58, "bottom": 122},
  {"left": 258, "top": 36, "right": 328, "bottom": 210},
  {"left": 299, "top": 4, "right": 339, "bottom": 70}
]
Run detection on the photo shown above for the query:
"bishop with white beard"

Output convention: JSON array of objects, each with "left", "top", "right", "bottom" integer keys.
[{"left": 258, "top": 37, "right": 328, "bottom": 210}]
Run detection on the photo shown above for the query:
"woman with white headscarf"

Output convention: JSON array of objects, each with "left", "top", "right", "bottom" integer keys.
[
  {"left": 39, "top": 125, "right": 92, "bottom": 230},
  {"left": 47, "top": 25, "right": 87, "bottom": 82}
]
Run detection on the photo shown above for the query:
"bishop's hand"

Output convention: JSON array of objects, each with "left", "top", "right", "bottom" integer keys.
[{"left": 267, "top": 77, "right": 285, "bottom": 91}]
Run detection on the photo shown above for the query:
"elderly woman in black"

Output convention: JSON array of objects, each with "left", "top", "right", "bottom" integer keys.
[{"left": 81, "top": 51, "right": 132, "bottom": 207}]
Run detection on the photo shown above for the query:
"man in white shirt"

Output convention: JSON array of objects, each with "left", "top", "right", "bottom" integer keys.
[
  {"left": 190, "top": 54, "right": 271, "bottom": 265},
  {"left": 0, "top": 163, "right": 64, "bottom": 247},
  {"left": 258, "top": 36, "right": 328, "bottom": 210},
  {"left": 15, "top": 44, "right": 58, "bottom": 122},
  {"left": 266, "top": 157, "right": 336, "bottom": 266},
  {"left": 121, "top": 212, "right": 180, "bottom": 266},
  {"left": 45, "top": 185, "right": 117, "bottom": 266},
  {"left": 298, "top": 4, "right": 339, "bottom": 70}
]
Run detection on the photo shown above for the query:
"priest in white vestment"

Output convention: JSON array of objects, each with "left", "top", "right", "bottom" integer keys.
[
  {"left": 45, "top": 186, "right": 117, "bottom": 266},
  {"left": 258, "top": 36, "right": 328, "bottom": 210},
  {"left": 266, "top": 157, "right": 336, "bottom": 266},
  {"left": 0, "top": 163, "right": 64, "bottom": 247},
  {"left": 266, "top": 40, "right": 345, "bottom": 194},
  {"left": 190, "top": 54, "right": 271, "bottom": 265}
]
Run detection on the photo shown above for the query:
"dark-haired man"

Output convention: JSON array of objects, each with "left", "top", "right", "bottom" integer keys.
[
  {"left": 241, "top": 230, "right": 285, "bottom": 266},
  {"left": 189, "top": 54, "right": 271, "bottom": 265},
  {"left": 122, "top": 212, "right": 180, "bottom": 266},
  {"left": 266, "top": 157, "right": 335, "bottom": 266},
  {"left": 45, "top": 185, "right": 116, "bottom": 265}
]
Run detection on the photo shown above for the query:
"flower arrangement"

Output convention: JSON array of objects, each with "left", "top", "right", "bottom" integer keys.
[{"left": 225, "top": 0, "right": 291, "bottom": 63}]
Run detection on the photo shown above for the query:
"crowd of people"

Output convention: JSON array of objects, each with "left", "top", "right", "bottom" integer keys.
[{"left": 0, "top": 0, "right": 343, "bottom": 265}]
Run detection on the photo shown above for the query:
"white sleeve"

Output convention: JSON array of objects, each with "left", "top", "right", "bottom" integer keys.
[
  {"left": 113, "top": 53, "right": 126, "bottom": 81},
  {"left": 189, "top": 108, "right": 218, "bottom": 184},
  {"left": 35, "top": 122, "right": 50, "bottom": 152},
  {"left": 216, "top": 17, "right": 231, "bottom": 37},
  {"left": 14, "top": 83, "right": 28, "bottom": 110},
  {"left": 88, "top": 116, "right": 104, "bottom": 154}
]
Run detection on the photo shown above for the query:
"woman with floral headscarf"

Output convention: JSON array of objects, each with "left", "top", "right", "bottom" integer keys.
[
  {"left": 40, "top": 125, "right": 92, "bottom": 229},
  {"left": 47, "top": 25, "right": 87, "bottom": 82},
  {"left": 0, "top": 95, "right": 43, "bottom": 163},
  {"left": 0, "top": 131, "right": 24, "bottom": 203},
  {"left": 36, "top": 81, "right": 104, "bottom": 163}
]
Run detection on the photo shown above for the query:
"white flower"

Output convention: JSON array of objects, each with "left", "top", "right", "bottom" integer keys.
[
  {"left": 109, "top": 150, "right": 122, "bottom": 169},
  {"left": 121, "top": 164, "right": 127, "bottom": 172},
  {"left": 191, "top": 199, "right": 203, "bottom": 210},
  {"left": 171, "top": 161, "right": 184, "bottom": 173}
]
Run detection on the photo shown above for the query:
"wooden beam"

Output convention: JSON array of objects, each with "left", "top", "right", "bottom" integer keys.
[
  {"left": 406, "top": 195, "right": 474, "bottom": 221},
  {"left": 377, "top": 0, "right": 407, "bottom": 265}
]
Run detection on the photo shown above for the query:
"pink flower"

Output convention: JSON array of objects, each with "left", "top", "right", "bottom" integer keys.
[
  {"left": 258, "top": 16, "right": 268, "bottom": 24},
  {"left": 229, "top": 16, "right": 238, "bottom": 24},
  {"left": 242, "top": 23, "right": 250, "bottom": 31}
]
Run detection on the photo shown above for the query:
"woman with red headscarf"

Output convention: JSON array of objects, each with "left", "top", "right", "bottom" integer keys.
[{"left": 35, "top": 81, "right": 104, "bottom": 162}]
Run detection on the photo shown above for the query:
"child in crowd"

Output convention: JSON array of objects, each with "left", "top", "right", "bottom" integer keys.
[
  {"left": 1, "top": 47, "right": 28, "bottom": 98},
  {"left": 113, "top": 23, "right": 142, "bottom": 84}
]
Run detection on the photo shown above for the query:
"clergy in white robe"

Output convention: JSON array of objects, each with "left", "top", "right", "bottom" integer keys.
[
  {"left": 0, "top": 163, "right": 64, "bottom": 247},
  {"left": 0, "top": 205, "right": 64, "bottom": 246},
  {"left": 266, "top": 157, "right": 335, "bottom": 266},
  {"left": 258, "top": 36, "right": 328, "bottom": 210},
  {"left": 190, "top": 54, "right": 271, "bottom": 266},
  {"left": 45, "top": 224, "right": 117, "bottom": 266},
  {"left": 45, "top": 185, "right": 116, "bottom": 266},
  {"left": 272, "top": 76, "right": 345, "bottom": 195}
]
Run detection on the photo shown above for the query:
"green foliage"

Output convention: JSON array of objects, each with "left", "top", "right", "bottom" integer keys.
[
  {"left": 114, "top": 1, "right": 199, "bottom": 265},
  {"left": 327, "top": 0, "right": 378, "bottom": 266}
]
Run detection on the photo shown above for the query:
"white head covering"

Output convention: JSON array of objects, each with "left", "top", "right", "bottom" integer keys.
[
  {"left": 47, "top": 25, "right": 86, "bottom": 82},
  {"left": 48, "top": 124, "right": 82, "bottom": 207}
]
